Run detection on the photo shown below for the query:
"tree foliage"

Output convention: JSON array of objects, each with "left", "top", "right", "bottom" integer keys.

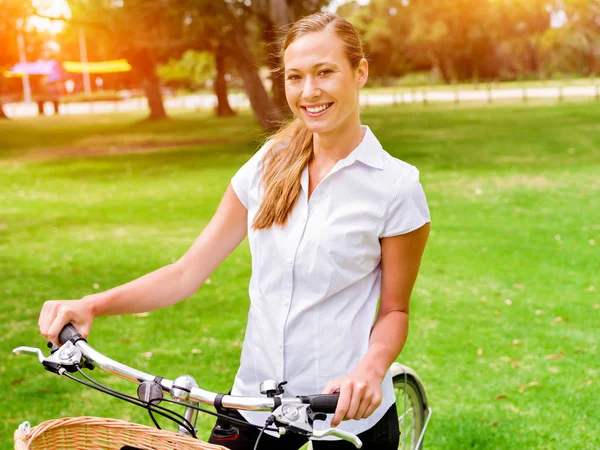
[
  {"left": 339, "top": 0, "right": 600, "bottom": 83},
  {"left": 157, "top": 50, "right": 215, "bottom": 89},
  {"left": 0, "top": 0, "right": 40, "bottom": 118},
  {"left": 55, "top": 0, "right": 323, "bottom": 127}
]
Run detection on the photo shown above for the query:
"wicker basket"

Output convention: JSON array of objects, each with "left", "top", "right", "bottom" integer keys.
[{"left": 14, "top": 416, "right": 227, "bottom": 450}]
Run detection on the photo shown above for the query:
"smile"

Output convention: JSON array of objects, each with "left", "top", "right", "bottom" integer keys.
[{"left": 301, "top": 103, "right": 333, "bottom": 117}]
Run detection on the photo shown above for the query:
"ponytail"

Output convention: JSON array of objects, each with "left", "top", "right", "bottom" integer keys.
[{"left": 252, "top": 119, "right": 312, "bottom": 229}]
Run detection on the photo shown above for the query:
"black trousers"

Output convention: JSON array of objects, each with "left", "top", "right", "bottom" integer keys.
[{"left": 208, "top": 404, "right": 399, "bottom": 450}]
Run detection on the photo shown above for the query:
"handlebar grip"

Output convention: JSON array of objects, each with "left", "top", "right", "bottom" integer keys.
[
  {"left": 58, "top": 324, "right": 85, "bottom": 345},
  {"left": 298, "top": 394, "right": 339, "bottom": 414}
]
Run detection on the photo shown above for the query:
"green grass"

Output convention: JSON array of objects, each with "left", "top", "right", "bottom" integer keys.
[
  {"left": 1, "top": 102, "right": 599, "bottom": 449},
  {"left": 0, "top": 109, "right": 263, "bottom": 160}
]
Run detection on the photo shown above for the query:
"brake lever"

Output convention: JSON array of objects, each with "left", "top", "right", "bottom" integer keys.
[
  {"left": 311, "top": 428, "right": 363, "bottom": 448},
  {"left": 13, "top": 347, "right": 45, "bottom": 363},
  {"left": 13, "top": 342, "right": 83, "bottom": 374},
  {"left": 272, "top": 403, "right": 362, "bottom": 448}
]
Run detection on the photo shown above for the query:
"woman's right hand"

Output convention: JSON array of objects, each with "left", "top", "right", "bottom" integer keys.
[{"left": 38, "top": 297, "right": 95, "bottom": 345}]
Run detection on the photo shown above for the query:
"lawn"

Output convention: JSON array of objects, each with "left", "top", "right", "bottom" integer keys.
[{"left": 1, "top": 101, "right": 599, "bottom": 449}]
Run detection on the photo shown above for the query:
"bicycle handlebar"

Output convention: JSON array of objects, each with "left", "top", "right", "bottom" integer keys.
[
  {"left": 56, "top": 324, "right": 339, "bottom": 414},
  {"left": 58, "top": 323, "right": 84, "bottom": 345}
]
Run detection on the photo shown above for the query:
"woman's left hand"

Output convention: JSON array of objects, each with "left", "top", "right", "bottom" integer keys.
[{"left": 321, "top": 367, "right": 383, "bottom": 427}]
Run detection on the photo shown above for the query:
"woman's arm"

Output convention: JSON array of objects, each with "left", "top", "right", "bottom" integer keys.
[
  {"left": 322, "top": 223, "right": 430, "bottom": 427},
  {"left": 39, "top": 184, "right": 248, "bottom": 344}
]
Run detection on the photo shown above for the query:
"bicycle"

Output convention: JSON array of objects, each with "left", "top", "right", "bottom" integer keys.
[{"left": 13, "top": 324, "right": 431, "bottom": 449}]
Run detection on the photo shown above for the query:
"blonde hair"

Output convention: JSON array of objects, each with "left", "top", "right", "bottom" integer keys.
[{"left": 252, "top": 12, "right": 365, "bottom": 230}]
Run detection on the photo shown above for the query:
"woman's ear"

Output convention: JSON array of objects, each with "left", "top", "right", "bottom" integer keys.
[{"left": 357, "top": 58, "right": 369, "bottom": 89}]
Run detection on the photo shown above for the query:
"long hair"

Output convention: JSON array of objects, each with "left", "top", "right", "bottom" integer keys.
[{"left": 252, "top": 12, "right": 366, "bottom": 230}]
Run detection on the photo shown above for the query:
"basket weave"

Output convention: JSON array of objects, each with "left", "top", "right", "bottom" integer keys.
[{"left": 14, "top": 416, "right": 227, "bottom": 450}]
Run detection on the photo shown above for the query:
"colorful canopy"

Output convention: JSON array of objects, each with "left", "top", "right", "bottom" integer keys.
[
  {"left": 63, "top": 59, "right": 132, "bottom": 74},
  {"left": 4, "top": 59, "right": 132, "bottom": 82},
  {"left": 5, "top": 60, "right": 65, "bottom": 77}
]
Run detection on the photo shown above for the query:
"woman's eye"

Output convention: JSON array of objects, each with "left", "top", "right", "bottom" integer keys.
[
  {"left": 287, "top": 75, "right": 300, "bottom": 81},
  {"left": 318, "top": 69, "right": 333, "bottom": 76}
]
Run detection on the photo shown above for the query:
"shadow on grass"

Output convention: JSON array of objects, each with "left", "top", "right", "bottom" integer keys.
[{"left": 19, "top": 142, "right": 257, "bottom": 180}]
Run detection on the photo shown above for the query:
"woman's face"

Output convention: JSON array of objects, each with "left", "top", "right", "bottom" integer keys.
[{"left": 283, "top": 29, "right": 368, "bottom": 135}]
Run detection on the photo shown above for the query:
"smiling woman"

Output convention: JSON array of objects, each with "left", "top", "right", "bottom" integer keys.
[
  {"left": 35, "top": 11, "right": 431, "bottom": 450},
  {"left": 200, "top": 11, "right": 431, "bottom": 450}
]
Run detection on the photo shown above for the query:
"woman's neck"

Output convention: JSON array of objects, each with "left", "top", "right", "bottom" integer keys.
[{"left": 312, "top": 117, "right": 365, "bottom": 165}]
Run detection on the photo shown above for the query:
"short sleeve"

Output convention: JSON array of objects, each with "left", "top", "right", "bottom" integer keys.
[
  {"left": 382, "top": 166, "right": 431, "bottom": 237},
  {"left": 231, "top": 142, "right": 271, "bottom": 209}
]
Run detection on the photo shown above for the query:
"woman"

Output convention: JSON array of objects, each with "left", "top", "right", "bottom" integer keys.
[{"left": 38, "top": 12, "right": 430, "bottom": 450}]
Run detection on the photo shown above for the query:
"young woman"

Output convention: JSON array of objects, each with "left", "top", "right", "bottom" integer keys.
[{"left": 38, "top": 12, "right": 430, "bottom": 450}]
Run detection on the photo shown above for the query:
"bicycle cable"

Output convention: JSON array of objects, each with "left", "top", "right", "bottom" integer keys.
[
  {"left": 252, "top": 415, "right": 276, "bottom": 450},
  {"left": 155, "top": 396, "right": 280, "bottom": 433},
  {"left": 65, "top": 367, "right": 197, "bottom": 437},
  {"left": 74, "top": 366, "right": 196, "bottom": 434},
  {"left": 69, "top": 365, "right": 280, "bottom": 435}
]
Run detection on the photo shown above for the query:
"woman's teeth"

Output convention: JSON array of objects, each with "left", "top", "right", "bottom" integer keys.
[{"left": 306, "top": 103, "right": 331, "bottom": 113}]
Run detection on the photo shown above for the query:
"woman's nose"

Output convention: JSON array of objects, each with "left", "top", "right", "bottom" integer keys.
[{"left": 302, "top": 77, "right": 321, "bottom": 100}]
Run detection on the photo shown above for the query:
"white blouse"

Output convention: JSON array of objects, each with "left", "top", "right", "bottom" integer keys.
[{"left": 230, "top": 125, "right": 431, "bottom": 438}]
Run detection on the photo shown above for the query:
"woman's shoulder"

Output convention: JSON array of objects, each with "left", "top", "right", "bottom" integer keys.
[
  {"left": 379, "top": 149, "right": 422, "bottom": 186},
  {"left": 362, "top": 126, "right": 421, "bottom": 184}
]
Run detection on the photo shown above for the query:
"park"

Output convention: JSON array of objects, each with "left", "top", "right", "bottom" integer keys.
[{"left": 1, "top": 1, "right": 599, "bottom": 450}]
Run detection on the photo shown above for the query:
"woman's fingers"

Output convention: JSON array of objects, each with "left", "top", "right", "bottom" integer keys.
[
  {"left": 344, "top": 380, "right": 366, "bottom": 420},
  {"left": 46, "top": 308, "right": 71, "bottom": 345},
  {"left": 331, "top": 380, "right": 352, "bottom": 427},
  {"left": 38, "top": 300, "right": 59, "bottom": 341},
  {"left": 361, "top": 390, "right": 382, "bottom": 420},
  {"left": 321, "top": 380, "right": 339, "bottom": 395},
  {"left": 326, "top": 375, "right": 383, "bottom": 426},
  {"left": 353, "top": 390, "right": 372, "bottom": 420},
  {"left": 38, "top": 300, "right": 93, "bottom": 345}
]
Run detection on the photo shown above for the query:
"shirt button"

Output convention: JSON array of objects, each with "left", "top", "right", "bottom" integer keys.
[
  {"left": 300, "top": 216, "right": 306, "bottom": 224},
  {"left": 278, "top": 343, "right": 283, "bottom": 350},
  {"left": 286, "top": 259, "right": 293, "bottom": 265}
]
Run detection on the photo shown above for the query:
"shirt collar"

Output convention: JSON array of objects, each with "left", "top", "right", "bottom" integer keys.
[
  {"left": 301, "top": 125, "right": 384, "bottom": 192},
  {"left": 353, "top": 125, "right": 384, "bottom": 170}
]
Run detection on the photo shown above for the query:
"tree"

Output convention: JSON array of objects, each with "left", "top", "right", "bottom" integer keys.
[
  {"left": 340, "top": 0, "right": 414, "bottom": 80},
  {"left": 501, "top": 0, "right": 553, "bottom": 78},
  {"left": 59, "top": 0, "right": 283, "bottom": 127},
  {"left": 562, "top": 0, "right": 600, "bottom": 75},
  {"left": 0, "top": 0, "right": 32, "bottom": 118},
  {"left": 158, "top": 50, "right": 215, "bottom": 89},
  {"left": 157, "top": 48, "right": 235, "bottom": 116},
  {"left": 213, "top": 41, "right": 236, "bottom": 117},
  {"left": 407, "top": 0, "right": 500, "bottom": 82}
]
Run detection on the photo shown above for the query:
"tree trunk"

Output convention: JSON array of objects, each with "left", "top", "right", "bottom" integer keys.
[
  {"left": 265, "top": 0, "right": 293, "bottom": 117},
  {"left": 585, "top": 34, "right": 595, "bottom": 76},
  {"left": 230, "top": 21, "right": 284, "bottom": 131},
  {"left": 433, "top": 53, "right": 452, "bottom": 84},
  {"left": 263, "top": 22, "right": 290, "bottom": 118},
  {"left": 143, "top": 71, "right": 168, "bottom": 120},
  {"left": 0, "top": 77, "right": 8, "bottom": 119},
  {"left": 527, "top": 38, "right": 539, "bottom": 74},
  {"left": 214, "top": 42, "right": 235, "bottom": 117},
  {"left": 130, "top": 49, "right": 168, "bottom": 120}
]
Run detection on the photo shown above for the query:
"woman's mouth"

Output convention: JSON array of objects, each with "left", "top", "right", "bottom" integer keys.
[{"left": 301, "top": 102, "right": 333, "bottom": 117}]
